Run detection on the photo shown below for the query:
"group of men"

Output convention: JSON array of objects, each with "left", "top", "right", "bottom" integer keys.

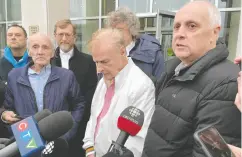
[{"left": 0, "top": 1, "right": 241, "bottom": 157}]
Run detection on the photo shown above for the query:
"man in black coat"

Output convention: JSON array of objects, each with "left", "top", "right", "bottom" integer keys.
[
  {"left": 52, "top": 19, "right": 97, "bottom": 157},
  {"left": 142, "top": 1, "right": 241, "bottom": 157}
]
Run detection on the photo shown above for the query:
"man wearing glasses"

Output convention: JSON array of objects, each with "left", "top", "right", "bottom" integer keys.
[{"left": 52, "top": 19, "right": 97, "bottom": 157}]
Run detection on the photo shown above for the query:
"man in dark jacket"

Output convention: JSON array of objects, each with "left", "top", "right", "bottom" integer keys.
[
  {"left": 105, "top": 7, "right": 164, "bottom": 79},
  {"left": 3, "top": 33, "right": 85, "bottom": 143},
  {"left": 52, "top": 19, "right": 97, "bottom": 157},
  {"left": 0, "top": 24, "right": 30, "bottom": 81},
  {"left": 142, "top": 1, "right": 241, "bottom": 157}
]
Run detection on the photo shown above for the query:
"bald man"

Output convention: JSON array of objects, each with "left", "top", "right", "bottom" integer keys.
[
  {"left": 142, "top": 1, "right": 241, "bottom": 157},
  {"left": 83, "top": 28, "right": 155, "bottom": 157},
  {"left": 3, "top": 33, "right": 86, "bottom": 142}
]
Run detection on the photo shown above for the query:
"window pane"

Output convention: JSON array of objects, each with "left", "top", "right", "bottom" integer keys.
[
  {"left": 153, "top": 0, "right": 189, "bottom": 12},
  {"left": 0, "top": 0, "right": 6, "bottom": 21},
  {"left": 7, "top": 0, "right": 21, "bottom": 21},
  {"left": 0, "top": 24, "right": 6, "bottom": 57},
  {"left": 70, "top": 0, "right": 99, "bottom": 18},
  {"left": 73, "top": 20, "right": 99, "bottom": 53},
  {"left": 119, "top": 0, "right": 150, "bottom": 13},
  {"left": 218, "top": 0, "right": 241, "bottom": 8},
  {"left": 219, "top": 11, "right": 240, "bottom": 61},
  {"left": 102, "top": 0, "right": 116, "bottom": 15}
]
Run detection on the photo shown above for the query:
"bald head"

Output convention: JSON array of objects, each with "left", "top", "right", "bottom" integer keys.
[
  {"left": 88, "top": 28, "right": 125, "bottom": 52},
  {"left": 179, "top": 1, "right": 221, "bottom": 28},
  {"left": 28, "top": 33, "right": 55, "bottom": 51},
  {"left": 172, "top": 0, "right": 221, "bottom": 65},
  {"left": 89, "top": 28, "right": 128, "bottom": 81},
  {"left": 28, "top": 33, "right": 55, "bottom": 68}
]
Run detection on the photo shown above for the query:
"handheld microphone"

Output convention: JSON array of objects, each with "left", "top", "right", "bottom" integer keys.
[
  {"left": 108, "top": 106, "right": 144, "bottom": 155},
  {"left": 0, "top": 111, "right": 73, "bottom": 157},
  {"left": 5, "top": 109, "right": 52, "bottom": 146},
  {"left": 41, "top": 137, "right": 68, "bottom": 157}
]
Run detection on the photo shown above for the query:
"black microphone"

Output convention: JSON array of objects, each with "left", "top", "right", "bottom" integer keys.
[
  {"left": 4, "top": 109, "right": 52, "bottom": 146},
  {"left": 108, "top": 106, "right": 144, "bottom": 156},
  {"left": 103, "top": 147, "right": 134, "bottom": 157},
  {"left": 41, "top": 137, "right": 69, "bottom": 157},
  {"left": 0, "top": 111, "right": 73, "bottom": 157}
]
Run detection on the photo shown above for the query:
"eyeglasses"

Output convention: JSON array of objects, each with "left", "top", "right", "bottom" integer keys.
[{"left": 56, "top": 33, "right": 74, "bottom": 38}]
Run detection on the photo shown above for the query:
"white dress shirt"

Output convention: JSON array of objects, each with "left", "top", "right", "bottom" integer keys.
[
  {"left": 60, "top": 49, "right": 74, "bottom": 69},
  {"left": 126, "top": 41, "right": 135, "bottom": 56},
  {"left": 83, "top": 58, "right": 155, "bottom": 157}
]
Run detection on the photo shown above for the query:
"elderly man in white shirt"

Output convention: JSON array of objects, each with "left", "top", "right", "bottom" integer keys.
[{"left": 83, "top": 28, "right": 155, "bottom": 157}]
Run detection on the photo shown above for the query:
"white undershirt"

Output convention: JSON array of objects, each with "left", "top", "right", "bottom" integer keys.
[
  {"left": 60, "top": 49, "right": 74, "bottom": 69},
  {"left": 126, "top": 41, "right": 135, "bottom": 57}
]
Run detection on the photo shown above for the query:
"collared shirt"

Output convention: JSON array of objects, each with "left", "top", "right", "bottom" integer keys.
[
  {"left": 126, "top": 41, "right": 135, "bottom": 57},
  {"left": 83, "top": 58, "right": 155, "bottom": 157},
  {"left": 174, "top": 62, "right": 188, "bottom": 76},
  {"left": 60, "top": 48, "right": 74, "bottom": 69},
  {"left": 28, "top": 64, "right": 51, "bottom": 111}
]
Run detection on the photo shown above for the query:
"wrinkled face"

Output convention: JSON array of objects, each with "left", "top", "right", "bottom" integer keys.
[
  {"left": 55, "top": 24, "right": 76, "bottom": 52},
  {"left": 7, "top": 27, "right": 27, "bottom": 49},
  {"left": 172, "top": 4, "right": 220, "bottom": 64},
  {"left": 29, "top": 35, "right": 54, "bottom": 67},
  {"left": 112, "top": 23, "right": 133, "bottom": 46},
  {"left": 91, "top": 39, "right": 126, "bottom": 81}
]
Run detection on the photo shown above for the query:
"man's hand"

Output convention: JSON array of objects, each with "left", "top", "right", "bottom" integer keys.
[
  {"left": 1, "top": 111, "right": 19, "bottom": 124},
  {"left": 228, "top": 144, "right": 241, "bottom": 157},
  {"left": 234, "top": 71, "right": 241, "bottom": 112}
]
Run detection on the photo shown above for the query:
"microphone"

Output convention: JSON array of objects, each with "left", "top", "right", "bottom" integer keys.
[
  {"left": 0, "top": 111, "right": 73, "bottom": 157},
  {"left": 103, "top": 148, "right": 134, "bottom": 157},
  {"left": 5, "top": 109, "right": 52, "bottom": 146},
  {"left": 108, "top": 106, "right": 144, "bottom": 155},
  {"left": 41, "top": 137, "right": 68, "bottom": 157}
]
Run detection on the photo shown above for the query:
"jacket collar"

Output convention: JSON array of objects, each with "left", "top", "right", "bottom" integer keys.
[
  {"left": 17, "top": 62, "right": 60, "bottom": 87},
  {"left": 55, "top": 46, "right": 79, "bottom": 59},
  {"left": 167, "top": 39, "right": 229, "bottom": 82}
]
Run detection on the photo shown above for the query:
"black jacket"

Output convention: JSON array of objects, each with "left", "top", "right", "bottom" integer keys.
[
  {"left": 0, "top": 57, "right": 31, "bottom": 81},
  {"left": 52, "top": 46, "right": 97, "bottom": 157},
  {"left": 142, "top": 41, "right": 241, "bottom": 157}
]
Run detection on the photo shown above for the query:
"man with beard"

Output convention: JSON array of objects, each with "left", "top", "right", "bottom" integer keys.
[{"left": 52, "top": 19, "right": 97, "bottom": 157}]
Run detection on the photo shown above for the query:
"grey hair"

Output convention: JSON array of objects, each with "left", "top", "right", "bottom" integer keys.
[
  {"left": 27, "top": 33, "right": 55, "bottom": 52},
  {"left": 105, "top": 7, "right": 140, "bottom": 39},
  {"left": 207, "top": 2, "right": 221, "bottom": 27}
]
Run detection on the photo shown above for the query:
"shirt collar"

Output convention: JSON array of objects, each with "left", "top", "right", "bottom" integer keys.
[
  {"left": 60, "top": 48, "right": 74, "bottom": 57},
  {"left": 126, "top": 41, "right": 135, "bottom": 56},
  {"left": 28, "top": 64, "right": 51, "bottom": 75}
]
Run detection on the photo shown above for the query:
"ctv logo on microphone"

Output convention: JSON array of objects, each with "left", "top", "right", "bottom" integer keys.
[
  {"left": 17, "top": 121, "right": 37, "bottom": 148},
  {"left": 11, "top": 116, "right": 45, "bottom": 157}
]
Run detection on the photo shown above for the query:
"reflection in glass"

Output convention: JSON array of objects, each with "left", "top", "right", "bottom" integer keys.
[
  {"left": 0, "top": 24, "right": 6, "bottom": 57},
  {"left": 218, "top": 0, "right": 241, "bottom": 8},
  {"left": 72, "top": 20, "right": 99, "bottom": 53},
  {"left": 219, "top": 11, "right": 240, "bottom": 61},
  {"left": 70, "top": 0, "right": 99, "bottom": 18},
  {"left": 0, "top": 0, "right": 6, "bottom": 21},
  {"left": 102, "top": 0, "right": 115, "bottom": 16},
  {"left": 7, "top": 0, "right": 21, "bottom": 21},
  {"left": 119, "top": 0, "right": 150, "bottom": 13},
  {"left": 153, "top": 0, "right": 189, "bottom": 12}
]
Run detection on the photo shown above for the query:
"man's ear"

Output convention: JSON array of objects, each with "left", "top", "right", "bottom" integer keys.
[
  {"left": 120, "top": 46, "right": 126, "bottom": 56},
  {"left": 213, "top": 26, "right": 221, "bottom": 40},
  {"left": 27, "top": 49, "right": 32, "bottom": 57}
]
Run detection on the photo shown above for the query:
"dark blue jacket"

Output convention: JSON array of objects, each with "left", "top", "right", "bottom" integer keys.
[
  {"left": 4, "top": 63, "right": 86, "bottom": 141},
  {"left": 129, "top": 34, "right": 164, "bottom": 79}
]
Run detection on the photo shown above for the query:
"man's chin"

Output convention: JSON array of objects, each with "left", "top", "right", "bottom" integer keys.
[{"left": 59, "top": 45, "right": 73, "bottom": 52}]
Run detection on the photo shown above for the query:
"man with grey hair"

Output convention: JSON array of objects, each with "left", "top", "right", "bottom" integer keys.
[
  {"left": 105, "top": 7, "right": 164, "bottom": 79},
  {"left": 83, "top": 28, "right": 155, "bottom": 157},
  {"left": 143, "top": 1, "right": 241, "bottom": 157},
  {"left": 3, "top": 33, "right": 86, "bottom": 145}
]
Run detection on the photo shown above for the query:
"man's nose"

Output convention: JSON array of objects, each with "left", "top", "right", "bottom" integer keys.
[{"left": 174, "top": 26, "right": 186, "bottom": 40}]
